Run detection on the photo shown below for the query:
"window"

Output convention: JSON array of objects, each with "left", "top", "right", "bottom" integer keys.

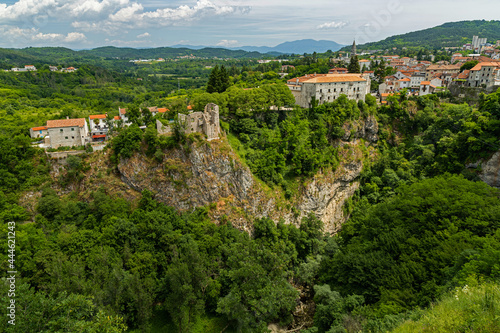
[
  {"left": 71, "top": 128, "right": 75, "bottom": 131},
  {"left": 71, "top": 136, "right": 74, "bottom": 139},
  {"left": 60, "top": 129, "right": 63, "bottom": 132},
  {"left": 65, "top": 136, "right": 68, "bottom": 139}
]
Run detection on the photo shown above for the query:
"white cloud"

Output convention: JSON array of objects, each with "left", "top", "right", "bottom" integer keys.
[
  {"left": 0, "top": 26, "right": 86, "bottom": 44},
  {"left": 317, "top": 21, "right": 348, "bottom": 29},
  {"left": 0, "top": 0, "right": 250, "bottom": 35},
  {"left": 64, "top": 32, "right": 87, "bottom": 42},
  {"left": 216, "top": 39, "right": 238, "bottom": 47},
  {"left": 137, "top": 32, "right": 150, "bottom": 38}
]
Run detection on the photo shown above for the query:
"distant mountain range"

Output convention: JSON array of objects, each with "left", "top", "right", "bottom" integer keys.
[
  {"left": 348, "top": 20, "right": 500, "bottom": 51},
  {"left": 172, "top": 39, "right": 345, "bottom": 55}
]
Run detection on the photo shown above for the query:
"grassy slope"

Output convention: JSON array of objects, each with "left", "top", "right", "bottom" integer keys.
[{"left": 392, "top": 281, "right": 500, "bottom": 332}]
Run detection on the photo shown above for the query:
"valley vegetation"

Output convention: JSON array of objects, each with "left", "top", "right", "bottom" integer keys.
[{"left": 1, "top": 50, "right": 500, "bottom": 332}]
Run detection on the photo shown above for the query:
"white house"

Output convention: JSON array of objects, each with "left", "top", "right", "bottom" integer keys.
[
  {"left": 89, "top": 114, "right": 109, "bottom": 142},
  {"left": 358, "top": 59, "right": 371, "bottom": 71},
  {"left": 30, "top": 126, "right": 48, "bottom": 139},
  {"left": 118, "top": 107, "right": 132, "bottom": 126},
  {"left": 395, "top": 78, "right": 411, "bottom": 91},
  {"left": 410, "top": 73, "right": 426, "bottom": 88}
]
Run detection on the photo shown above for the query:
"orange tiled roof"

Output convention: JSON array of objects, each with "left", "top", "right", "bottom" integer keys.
[
  {"left": 399, "top": 78, "right": 411, "bottom": 82},
  {"left": 288, "top": 73, "right": 366, "bottom": 84},
  {"left": 119, "top": 107, "right": 127, "bottom": 115},
  {"left": 31, "top": 126, "right": 47, "bottom": 131},
  {"left": 89, "top": 114, "right": 106, "bottom": 120},
  {"left": 46, "top": 118, "right": 86, "bottom": 128},
  {"left": 157, "top": 108, "right": 169, "bottom": 113},
  {"left": 421, "top": 81, "right": 431, "bottom": 85},
  {"left": 114, "top": 116, "right": 120, "bottom": 120},
  {"left": 470, "top": 62, "right": 500, "bottom": 71}
]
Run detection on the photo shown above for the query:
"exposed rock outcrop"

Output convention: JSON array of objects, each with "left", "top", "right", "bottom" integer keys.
[
  {"left": 342, "top": 115, "right": 379, "bottom": 142},
  {"left": 478, "top": 150, "right": 500, "bottom": 188},
  {"left": 297, "top": 159, "right": 362, "bottom": 234},
  {"left": 116, "top": 137, "right": 369, "bottom": 234}
]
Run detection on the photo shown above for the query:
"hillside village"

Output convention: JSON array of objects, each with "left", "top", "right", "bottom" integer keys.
[
  {"left": 30, "top": 104, "right": 221, "bottom": 149},
  {"left": 28, "top": 35, "right": 500, "bottom": 150}
]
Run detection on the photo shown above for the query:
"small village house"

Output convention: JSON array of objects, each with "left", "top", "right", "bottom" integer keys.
[{"left": 45, "top": 118, "right": 89, "bottom": 149}]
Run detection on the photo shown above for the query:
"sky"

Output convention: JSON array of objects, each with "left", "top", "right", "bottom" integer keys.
[{"left": 0, "top": 0, "right": 499, "bottom": 49}]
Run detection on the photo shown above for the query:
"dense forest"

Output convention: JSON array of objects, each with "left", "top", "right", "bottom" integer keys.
[
  {"left": 348, "top": 20, "right": 500, "bottom": 50},
  {"left": 1, "top": 49, "right": 500, "bottom": 333}
]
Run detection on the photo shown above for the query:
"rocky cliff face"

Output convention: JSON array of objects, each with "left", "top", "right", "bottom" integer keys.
[
  {"left": 116, "top": 134, "right": 371, "bottom": 234},
  {"left": 296, "top": 158, "right": 362, "bottom": 234},
  {"left": 117, "top": 140, "right": 276, "bottom": 232},
  {"left": 478, "top": 150, "right": 500, "bottom": 188},
  {"left": 342, "top": 115, "right": 379, "bottom": 143}
]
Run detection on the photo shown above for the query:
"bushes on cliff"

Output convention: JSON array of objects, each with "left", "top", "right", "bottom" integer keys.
[{"left": 111, "top": 124, "right": 143, "bottom": 160}]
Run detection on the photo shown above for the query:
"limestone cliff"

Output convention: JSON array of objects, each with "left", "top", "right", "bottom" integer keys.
[
  {"left": 477, "top": 150, "right": 500, "bottom": 188},
  {"left": 116, "top": 135, "right": 373, "bottom": 234},
  {"left": 117, "top": 139, "right": 276, "bottom": 232}
]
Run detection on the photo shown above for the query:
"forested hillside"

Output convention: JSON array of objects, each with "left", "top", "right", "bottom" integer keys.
[
  {"left": 1, "top": 50, "right": 500, "bottom": 332},
  {"left": 0, "top": 46, "right": 267, "bottom": 69},
  {"left": 351, "top": 20, "right": 500, "bottom": 50}
]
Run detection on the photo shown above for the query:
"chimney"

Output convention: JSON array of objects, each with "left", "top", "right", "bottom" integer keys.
[
  {"left": 66, "top": 116, "right": 69, "bottom": 119},
  {"left": 296, "top": 78, "right": 299, "bottom": 84}
]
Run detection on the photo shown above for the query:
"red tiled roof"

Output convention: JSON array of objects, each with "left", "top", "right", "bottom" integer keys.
[
  {"left": 92, "top": 134, "right": 106, "bottom": 139},
  {"left": 31, "top": 126, "right": 47, "bottom": 131},
  {"left": 46, "top": 118, "right": 85, "bottom": 128},
  {"left": 89, "top": 114, "right": 106, "bottom": 120}
]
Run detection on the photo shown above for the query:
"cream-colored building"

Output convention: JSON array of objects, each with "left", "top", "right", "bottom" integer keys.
[
  {"left": 425, "top": 64, "right": 461, "bottom": 80},
  {"left": 45, "top": 118, "right": 89, "bottom": 148},
  {"left": 287, "top": 73, "right": 371, "bottom": 108}
]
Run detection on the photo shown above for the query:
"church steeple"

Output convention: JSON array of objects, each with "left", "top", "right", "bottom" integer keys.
[{"left": 351, "top": 40, "right": 356, "bottom": 58}]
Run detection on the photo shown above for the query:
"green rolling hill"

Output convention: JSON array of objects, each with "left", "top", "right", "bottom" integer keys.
[{"left": 348, "top": 20, "right": 500, "bottom": 50}]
